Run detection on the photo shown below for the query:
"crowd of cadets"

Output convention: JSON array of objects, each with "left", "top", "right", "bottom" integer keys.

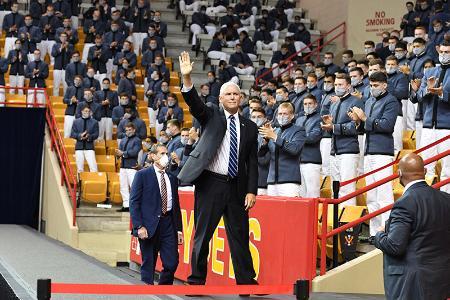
[{"left": 0, "top": 0, "right": 448, "bottom": 227}]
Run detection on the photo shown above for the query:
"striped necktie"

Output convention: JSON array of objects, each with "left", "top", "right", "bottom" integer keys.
[
  {"left": 159, "top": 170, "right": 167, "bottom": 214},
  {"left": 228, "top": 115, "right": 238, "bottom": 178}
]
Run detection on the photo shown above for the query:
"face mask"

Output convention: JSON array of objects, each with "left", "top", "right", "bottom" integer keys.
[
  {"left": 323, "top": 58, "right": 332, "bottom": 65},
  {"left": 158, "top": 154, "right": 169, "bottom": 168},
  {"left": 129, "top": 73, "right": 136, "bottom": 79},
  {"left": 122, "top": 63, "right": 129, "bottom": 69},
  {"left": 413, "top": 47, "right": 424, "bottom": 56},
  {"left": 260, "top": 95, "right": 267, "bottom": 103},
  {"left": 275, "top": 94, "right": 284, "bottom": 102},
  {"left": 306, "top": 83, "right": 316, "bottom": 90},
  {"left": 143, "top": 142, "right": 152, "bottom": 149},
  {"left": 315, "top": 71, "right": 323, "bottom": 78},
  {"left": 34, "top": 55, "right": 40, "bottom": 61},
  {"left": 304, "top": 106, "right": 315, "bottom": 115},
  {"left": 388, "top": 44, "right": 396, "bottom": 51},
  {"left": 167, "top": 100, "right": 176, "bottom": 107},
  {"left": 123, "top": 46, "right": 130, "bottom": 51},
  {"left": 87, "top": 73, "right": 94, "bottom": 78},
  {"left": 433, "top": 26, "right": 442, "bottom": 33},
  {"left": 207, "top": 77, "right": 215, "bottom": 83},
  {"left": 81, "top": 111, "right": 90, "bottom": 119},
  {"left": 102, "top": 84, "right": 110, "bottom": 90},
  {"left": 294, "top": 86, "right": 305, "bottom": 94},
  {"left": 368, "top": 70, "right": 375, "bottom": 77},
  {"left": 161, "top": 86, "right": 169, "bottom": 92},
  {"left": 155, "top": 60, "right": 162, "bottom": 66},
  {"left": 15, "top": 44, "right": 21, "bottom": 50},
  {"left": 370, "top": 87, "right": 384, "bottom": 97},
  {"left": 112, "top": 15, "right": 120, "bottom": 21},
  {"left": 305, "top": 66, "right": 314, "bottom": 73},
  {"left": 439, "top": 53, "right": 450, "bottom": 65},
  {"left": 342, "top": 57, "right": 351, "bottom": 64},
  {"left": 60, "top": 38, "right": 67, "bottom": 43},
  {"left": 150, "top": 44, "right": 157, "bottom": 50},
  {"left": 120, "top": 99, "right": 129, "bottom": 105},
  {"left": 180, "top": 136, "right": 189, "bottom": 145},
  {"left": 364, "top": 47, "right": 374, "bottom": 54},
  {"left": 111, "top": 27, "right": 118, "bottom": 32},
  {"left": 323, "top": 83, "right": 333, "bottom": 92},
  {"left": 251, "top": 117, "right": 265, "bottom": 127},
  {"left": 126, "top": 131, "right": 135, "bottom": 137},
  {"left": 154, "top": 16, "right": 161, "bottom": 22},
  {"left": 165, "top": 128, "right": 172, "bottom": 137},
  {"left": 350, "top": 77, "right": 361, "bottom": 87},
  {"left": 281, "top": 50, "right": 287, "bottom": 55},
  {"left": 386, "top": 66, "right": 397, "bottom": 74},
  {"left": 85, "top": 95, "right": 93, "bottom": 102},
  {"left": 394, "top": 51, "right": 405, "bottom": 60},
  {"left": 334, "top": 86, "right": 347, "bottom": 97},
  {"left": 420, "top": 3, "right": 428, "bottom": 10},
  {"left": 25, "top": 20, "right": 32, "bottom": 26},
  {"left": 74, "top": 81, "right": 81, "bottom": 87},
  {"left": 158, "top": 136, "right": 169, "bottom": 144},
  {"left": 277, "top": 115, "right": 290, "bottom": 126}
]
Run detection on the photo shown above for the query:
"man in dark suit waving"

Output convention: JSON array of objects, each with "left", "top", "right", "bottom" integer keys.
[
  {"left": 178, "top": 51, "right": 258, "bottom": 285},
  {"left": 130, "top": 144, "right": 183, "bottom": 285},
  {"left": 374, "top": 153, "right": 450, "bottom": 300}
]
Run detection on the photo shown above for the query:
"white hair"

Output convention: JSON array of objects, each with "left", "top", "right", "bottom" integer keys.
[{"left": 219, "top": 81, "right": 241, "bottom": 96}]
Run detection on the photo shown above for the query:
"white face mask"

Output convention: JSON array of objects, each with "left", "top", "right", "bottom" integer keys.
[
  {"left": 370, "top": 86, "right": 385, "bottom": 98},
  {"left": 323, "top": 58, "right": 332, "bottom": 65},
  {"left": 277, "top": 115, "right": 290, "bottom": 126},
  {"left": 385, "top": 66, "right": 397, "bottom": 74},
  {"left": 294, "top": 86, "right": 305, "bottom": 94},
  {"left": 180, "top": 136, "right": 189, "bottom": 145},
  {"left": 81, "top": 111, "right": 90, "bottom": 119},
  {"left": 251, "top": 117, "right": 265, "bottom": 127},
  {"left": 323, "top": 83, "right": 334, "bottom": 92},
  {"left": 304, "top": 106, "right": 316, "bottom": 115},
  {"left": 439, "top": 53, "right": 450, "bottom": 65},
  {"left": 158, "top": 154, "right": 169, "bottom": 168},
  {"left": 394, "top": 51, "right": 405, "bottom": 60},
  {"left": 334, "top": 86, "right": 347, "bottom": 97}
]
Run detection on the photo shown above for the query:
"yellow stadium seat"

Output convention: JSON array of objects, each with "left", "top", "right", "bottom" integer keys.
[
  {"left": 94, "top": 140, "right": 106, "bottom": 155},
  {"left": 136, "top": 87, "right": 145, "bottom": 100},
  {"left": 107, "top": 172, "right": 122, "bottom": 204},
  {"left": 320, "top": 176, "right": 332, "bottom": 198},
  {"left": 5, "top": 94, "right": 27, "bottom": 107},
  {"left": 96, "top": 155, "right": 116, "bottom": 172},
  {"left": 79, "top": 172, "right": 108, "bottom": 203},
  {"left": 169, "top": 86, "right": 180, "bottom": 93},
  {"left": 355, "top": 178, "right": 367, "bottom": 207},
  {"left": 393, "top": 178, "right": 404, "bottom": 200},
  {"left": 105, "top": 140, "right": 118, "bottom": 155},
  {"left": 64, "top": 138, "right": 76, "bottom": 154},
  {"left": 402, "top": 130, "right": 415, "bottom": 150}
]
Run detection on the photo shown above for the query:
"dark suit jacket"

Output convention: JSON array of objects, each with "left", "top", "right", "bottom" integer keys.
[
  {"left": 178, "top": 86, "right": 258, "bottom": 198},
  {"left": 130, "top": 166, "right": 183, "bottom": 238},
  {"left": 374, "top": 181, "right": 450, "bottom": 300}
]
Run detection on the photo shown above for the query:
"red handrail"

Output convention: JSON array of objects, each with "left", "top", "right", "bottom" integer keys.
[
  {"left": 317, "top": 137, "right": 450, "bottom": 275},
  {"left": 255, "top": 22, "right": 346, "bottom": 85}
]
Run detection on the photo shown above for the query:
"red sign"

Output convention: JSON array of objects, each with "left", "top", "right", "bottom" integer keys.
[{"left": 130, "top": 192, "right": 318, "bottom": 285}]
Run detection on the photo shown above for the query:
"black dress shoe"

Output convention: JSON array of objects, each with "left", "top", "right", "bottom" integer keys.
[{"left": 116, "top": 207, "right": 129, "bottom": 212}]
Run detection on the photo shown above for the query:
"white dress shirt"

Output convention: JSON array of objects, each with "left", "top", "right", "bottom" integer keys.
[
  {"left": 402, "top": 179, "right": 426, "bottom": 195},
  {"left": 181, "top": 83, "right": 241, "bottom": 176},
  {"left": 154, "top": 164, "right": 173, "bottom": 212},
  {"left": 207, "top": 109, "right": 241, "bottom": 175}
]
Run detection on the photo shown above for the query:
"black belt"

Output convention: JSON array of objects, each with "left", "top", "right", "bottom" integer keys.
[
  {"left": 204, "top": 170, "right": 237, "bottom": 182},
  {"left": 161, "top": 210, "right": 172, "bottom": 217}
]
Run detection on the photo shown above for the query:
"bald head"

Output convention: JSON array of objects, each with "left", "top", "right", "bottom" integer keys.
[{"left": 398, "top": 153, "right": 426, "bottom": 186}]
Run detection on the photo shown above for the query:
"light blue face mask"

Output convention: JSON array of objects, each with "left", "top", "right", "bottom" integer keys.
[
  {"left": 277, "top": 115, "right": 290, "bottom": 126},
  {"left": 334, "top": 87, "right": 347, "bottom": 97}
]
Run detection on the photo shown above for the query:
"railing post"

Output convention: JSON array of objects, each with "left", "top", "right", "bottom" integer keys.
[
  {"left": 293, "top": 279, "right": 309, "bottom": 300},
  {"left": 320, "top": 200, "right": 328, "bottom": 275},
  {"left": 37, "top": 278, "right": 51, "bottom": 300},
  {"left": 343, "top": 22, "right": 347, "bottom": 49},
  {"left": 332, "top": 181, "right": 340, "bottom": 268}
]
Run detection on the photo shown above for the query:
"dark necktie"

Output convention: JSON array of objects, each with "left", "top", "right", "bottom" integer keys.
[
  {"left": 159, "top": 170, "right": 168, "bottom": 214},
  {"left": 228, "top": 115, "right": 238, "bottom": 178},
  {"left": 75, "top": 62, "right": 79, "bottom": 75}
]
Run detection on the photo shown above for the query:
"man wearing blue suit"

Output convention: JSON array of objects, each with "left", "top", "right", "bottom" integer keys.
[
  {"left": 130, "top": 144, "right": 183, "bottom": 285},
  {"left": 374, "top": 153, "right": 450, "bottom": 300}
]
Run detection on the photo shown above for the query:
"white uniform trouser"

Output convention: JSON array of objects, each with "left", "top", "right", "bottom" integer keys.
[
  {"left": 294, "top": 41, "right": 312, "bottom": 55},
  {"left": 257, "top": 188, "right": 267, "bottom": 195},
  {"left": 271, "top": 63, "right": 286, "bottom": 78},
  {"left": 256, "top": 41, "right": 277, "bottom": 52},
  {"left": 132, "top": 32, "right": 148, "bottom": 55},
  {"left": 364, "top": 155, "right": 394, "bottom": 236},
  {"left": 234, "top": 66, "right": 254, "bottom": 75},
  {"left": 147, "top": 107, "right": 158, "bottom": 129},
  {"left": 300, "top": 163, "right": 321, "bottom": 198},
  {"left": 357, "top": 134, "right": 365, "bottom": 176},
  {"left": 94, "top": 72, "right": 107, "bottom": 85},
  {"left": 64, "top": 115, "right": 75, "bottom": 138},
  {"left": 70, "top": 16, "right": 79, "bottom": 30},
  {"left": 415, "top": 120, "right": 423, "bottom": 149},
  {"left": 106, "top": 58, "right": 114, "bottom": 81},
  {"left": 81, "top": 43, "right": 94, "bottom": 63},
  {"left": 98, "top": 117, "right": 113, "bottom": 140},
  {"left": 320, "top": 138, "right": 331, "bottom": 176},
  {"left": 207, "top": 50, "right": 227, "bottom": 62},
  {"left": 393, "top": 116, "right": 404, "bottom": 154},
  {"left": 330, "top": 153, "right": 359, "bottom": 207},
  {"left": 4, "top": 37, "right": 17, "bottom": 58},
  {"left": 0, "top": 88, "right": 5, "bottom": 106},
  {"left": 75, "top": 150, "right": 98, "bottom": 173},
  {"left": 267, "top": 183, "right": 301, "bottom": 197},
  {"left": 248, "top": 53, "right": 257, "bottom": 61},
  {"left": 179, "top": 0, "right": 200, "bottom": 13},
  {"left": 420, "top": 128, "right": 450, "bottom": 193},
  {"left": 26, "top": 89, "right": 45, "bottom": 107},
  {"left": 229, "top": 76, "right": 240, "bottom": 85},
  {"left": 8, "top": 75, "right": 24, "bottom": 94},
  {"left": 53, "top": 69, "right": 67, "bottom": 96},
  {"left": 119, "top": 168, "right": 137, "bottom": 208},
  {"left": 240, "top": 15, "right": 255, "bottom": 27},
  {"left": 284, "top": 8, "right": 294, "bottom": 22},
  {"left": 206, "top": 5, "right": 226, "bottom": 15},
  {"left": 38, "top": 40, "right": 56, "bottom": 63},
  {"left": 190, "top": 24, "right": 216, "bottom": 46},
  {"left": 405, "top": 100, "right": 416, "bottom": 130},
  {"left": 155, "top": 121, "right": 164, "bottom": 137}
]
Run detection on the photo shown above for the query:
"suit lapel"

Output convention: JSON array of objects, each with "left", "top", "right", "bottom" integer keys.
[
  {"left": 238, "top": 115, "right": 246, "bottom": 157},
  {"left": 149, "top": 167, "right": 162, "bottom": 201}
]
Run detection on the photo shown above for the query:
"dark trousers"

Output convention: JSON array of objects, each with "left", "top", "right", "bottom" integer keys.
[
  {"left": 139, "top": 214, "right": 179, "bottom": 285},
  {"left": 188, "top": 171, "right": 256, "bottom": 284}
]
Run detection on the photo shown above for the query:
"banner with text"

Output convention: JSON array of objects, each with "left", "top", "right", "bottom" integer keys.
[{"left": 130, "top": 192, "right": 318, "bottom": 285}]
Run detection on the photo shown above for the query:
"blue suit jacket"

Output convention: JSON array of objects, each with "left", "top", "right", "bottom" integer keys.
[{"left": 130, "top": 166, "right": 183, "bottom": 238}]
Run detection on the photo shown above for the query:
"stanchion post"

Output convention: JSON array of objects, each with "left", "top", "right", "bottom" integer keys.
[
  {"left": 37, "top": 278, "right": 51, "bottom": 300},
  {"left": 293, "top": 279, "right": 309, "bottom": 300},
  {"left": 332, "top": 181, "right": 340, "bottom": 268}
]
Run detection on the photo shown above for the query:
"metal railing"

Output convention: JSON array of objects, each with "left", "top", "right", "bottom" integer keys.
[
  {"left": 317, "top": 134, "right": 450, "bottom": 276},
  {"left": 255, "top": 22, "right": 346, "bottom": 85}
]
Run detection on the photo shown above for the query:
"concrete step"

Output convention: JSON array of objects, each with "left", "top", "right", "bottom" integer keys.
[
  {"left": 79, "top": 248, "right": 130, "bottom": 266},
  {"left": 78, "top": 231, "right": 132, "bottom": 265}
]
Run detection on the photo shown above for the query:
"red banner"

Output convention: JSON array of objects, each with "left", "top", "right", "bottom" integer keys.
[{"left": 130, "top": 192, "right": 318, "bottom": 285}]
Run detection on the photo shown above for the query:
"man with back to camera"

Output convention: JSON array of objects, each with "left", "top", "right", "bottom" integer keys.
[
  {"left": 374, "top": 153, "right": 450, "bottom": 300},
  {"left": 130, "top": 143, "right": 183, "bottom": 285},
  {"left": 177, "top": 51, "right": 258, "bottom": 287}
]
